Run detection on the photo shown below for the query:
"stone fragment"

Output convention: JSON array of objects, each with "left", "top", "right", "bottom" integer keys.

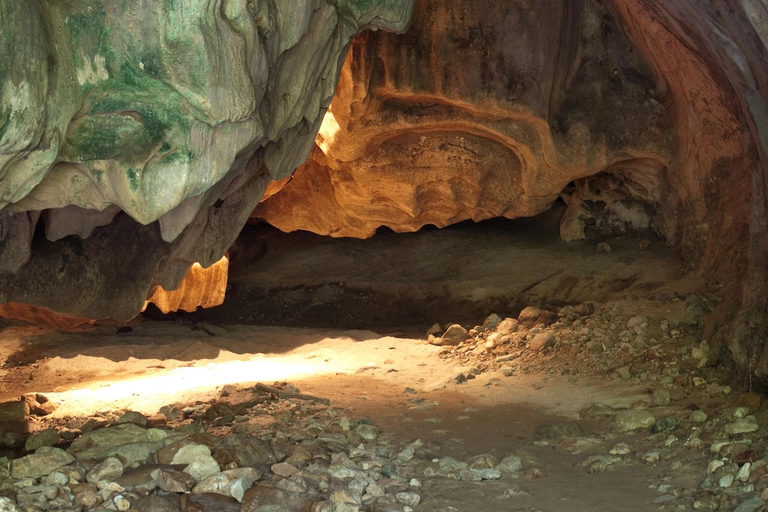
[
  {"left": 213, "top": 435, "right": 276, "bottom": 468},
  {"left": 440, "top": 324, "right": 470, "bottom": 346},
  {"left": 725, "top": 419, "right": 759, "bottom": 436},
  {"left": 652, "top": 389, "right": 671, "bottom": 406},
  {"left": 498, "top": 455, "right": 523, "bottom": 472},
  {"left": 736, "top": 393, "right": 762, "bottom": 415},
  {"left": 615, "top": 410, "right": 656, "bottom": 431},
  {"left": 150, "top": 467, "right": 193, "bottom": 493},
  {"left": 496, "top": 318, "right": 519, "bottom": 335},
  {"left": 518, "top": 306, "right": 543, "bottom": 324},
  {"left": 183, "top": 453, "right": 221, "bottom": 480},
  {"left": 691, "top": 410, "right": 708, "bottom": 423},
  {"left": 530, "top": 332, "right": 555, "bottom": 352},
  {"left": 68, "top": 423, "right": 165, "bottom": 460},
  {"left": 595, "top": 243, "right": 612, "bottom": 254},
  {"left": 580, "top": 403, "right": 615, "bottom": 418},
  {"left": 396, "top": 492, "right": 421, "bottom": 507},
  {"left": 271, "top": 462, "right": 298, "bottom": 477},
  {"left": 616, "top": 366, "right": 632, "bottom": 380},
  {"left": 171, "top": 443, "right": 211, "bottom": 465},
  {"left": 609, "top": 443, "right": 631, "bottom": 455},
  {"left": 733, "top": 498, "right": 766, "bottom": 512},
  {"left": 355, "top": 424, "right": 379, "bottom": 440},
  {"left": 24, "top": 428, "right": 59, "bottom": 451},
  {"left": 118, "top": 411, "right": 148, "bottom": 427},
  {"left": 0, "top": 497, "right": 19, "bottom": 512},
  {"left": 482, "top": 314, "right": 502, "bottom": 330},
  {"left": 11, "top": 447, "right": 75, "bottom": 479},
  {"left": 87, "top": 456, "right": 124, "bottom": 483},
  {"left": 534, "top": 422, "right": 584, "bottom": 441}
]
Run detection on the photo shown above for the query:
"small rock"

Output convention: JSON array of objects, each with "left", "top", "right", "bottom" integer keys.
[
  {"left": 87, "top": 456, "right": 124, "bottom": 483},
  {"left": 0, "top": 497, "right": 20, "bottom": 512},
  {"left": 355, "top": 424, "right": 379, "bottom": 440},
  {"left": 117, "top": 411, "right": 148, "bottom": 427},
  {"left": 580, "top": 403, "right": 615, "bottom": 419},
  {"left": 725, "top": 418, "right": 759, "bottom": 436},
  {"left": 518, "top": 306, "right": 543, "bottom": 325},
  {"left": 11, "top": 447, "right": 75, "bottom": 479},
  {"left": 615, "top": 410, "right": 655, "bottom": 431},
  {"left": 609, "top": 443, "right": 631, "bottom": 455},
  {"left": 736, "top": 393, "right": 762, "bottom": 415},
  {"left": 482, "top": 314, "right": 502, "bottom": 331},
  {"left": 496, "top": 318, "right": 519, "bottom": 334},
  {"left": 733, "top": 498, "right": 766, "bottom": 512},
  {"left": 616, "top": 366, "right": 632, "bottom": 380},
  {"left": 271, "top": 462, "right": 298, "bottom": 477},
  {"left": 652, "top": 389, "right": 671, "bottom": 406},
  {"left": 24, "top": 428, "right": 59, "bottom": 452},
  {"left": 498, "top": 455, "right": 522, "bottom": 472},
  {"left": 530, "top": 332, "right": 555, "bottom": 352},
  {"left": 440, "top": 324, "right": 470, "bottom": 346},
  {"left": 427, "top": 323, "right": 443, "bottom": 337},
  {"left": 690, "top": 410, "right": 708, "bottom": 423},
  {"left": 184, "top": 454, "right": 221, "bottom": 480},
  {"left": 396, "top": 492, "right": 421, "bottom": 507},
  {"left": 0, "top": 399, "right": 28, "bottom": 424},
  {"left": 596, "top": 242, "right": 612, "bottom": 254}
]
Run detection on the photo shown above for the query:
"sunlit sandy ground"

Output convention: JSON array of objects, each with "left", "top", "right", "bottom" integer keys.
[{"left": 1, "top": 320, "right": 647, "bottom": 422}]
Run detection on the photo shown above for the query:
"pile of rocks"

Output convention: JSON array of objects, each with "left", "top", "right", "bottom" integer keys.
[
  {"left": 0, "top": 383, "right": 537, "bottom": 512},
  {"left": 428, "top": 293, "right": 726, "bottom": 392}
]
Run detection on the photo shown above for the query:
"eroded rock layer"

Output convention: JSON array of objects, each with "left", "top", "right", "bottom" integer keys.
[{"left": 0, "top": 0, "right": 415, "bottom": 320}]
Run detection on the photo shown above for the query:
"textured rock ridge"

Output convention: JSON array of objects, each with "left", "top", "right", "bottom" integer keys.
[{"left": 0, "top": 0, "right": 415, "bottom": 320}]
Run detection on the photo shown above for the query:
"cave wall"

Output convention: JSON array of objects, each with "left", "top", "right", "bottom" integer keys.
[
  {"left": 254, "top": 0, "right": 768, "bottom": 375},
  {"left": 0, "top": 0, "right": 415, "bottom": 320}
]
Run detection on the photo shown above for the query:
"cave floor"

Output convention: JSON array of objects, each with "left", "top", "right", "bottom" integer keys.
[
  {"left": 0, "top": 299, "right": 751, "bottom": 512},
  {"left": 0, "top": 217, "right": 759, "bottom": 512}
]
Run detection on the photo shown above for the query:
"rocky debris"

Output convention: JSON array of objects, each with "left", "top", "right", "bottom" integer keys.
[
  {"left": 23, "top": 428, "right": 58, "bottom": 452},
  {"left": 0, "top": 379, "right": 557, "bottom": 512}
]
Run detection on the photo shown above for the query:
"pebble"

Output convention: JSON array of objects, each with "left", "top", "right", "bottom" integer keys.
[
  {"left": 691, "top": 410, "right": 708, "bottom": 423},
  {"left": 725, "top": 419, "right": 759, "bottom": 436},
  {"left": 530, "top": 332, "right": 555, "bottom": 352},
  {"left": 615, "top": 410, "right": 656, "bottom": 431},
  {"left": 609, "top": 443, "right": 631, "bottom": 455},
  {"left": 86, "top": 456, "right": 124, "bottom": 483},
  {"left": 652, "top": 389, "right": 671, "bottom": 406},
  {"left": 396, "top": 491, "right": 421, "bottom": 507},
  {"left": 440, "top": 324, "right": 470, "bottom": 346}
]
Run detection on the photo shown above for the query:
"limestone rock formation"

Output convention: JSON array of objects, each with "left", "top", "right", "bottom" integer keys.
[
  {"left": 253, "top": 0, "right": 676, "bottom": 239},
  {"left": 0, "top": 0, "right": 415, "bottom": 320}
]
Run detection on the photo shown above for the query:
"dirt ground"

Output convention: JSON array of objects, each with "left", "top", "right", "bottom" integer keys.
[{"left": 0, "top": 215, "right": 749, "bottom": 511}]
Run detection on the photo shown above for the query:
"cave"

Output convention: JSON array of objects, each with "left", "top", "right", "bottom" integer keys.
[{"left": 1, "top": 0, "right": 768, "bottom": 511}]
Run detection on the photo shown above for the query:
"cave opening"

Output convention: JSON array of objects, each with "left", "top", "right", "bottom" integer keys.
[{"left": 1, "top": 0, "right": 767, "bottom": 510}]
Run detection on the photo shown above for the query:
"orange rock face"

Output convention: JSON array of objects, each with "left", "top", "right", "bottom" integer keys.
[
  {"left": 253, "top": 0, "right": 676, "bottom": 239},
  {"left": 145, "top": 256, "right": 229, "bottom": 315},
  {"left": 0, "top": 303, "right": 93, "bottom": 330}
]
